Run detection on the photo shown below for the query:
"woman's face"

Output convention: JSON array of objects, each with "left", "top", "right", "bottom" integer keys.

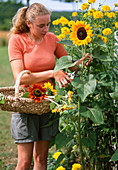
[{"left": 27, "top": 14, "right": 50, "bottom": 40}]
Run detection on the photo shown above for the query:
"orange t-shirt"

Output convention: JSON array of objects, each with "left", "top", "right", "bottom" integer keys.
[{"left": 8, "top": 32, "right": 68, "bottom": 85}]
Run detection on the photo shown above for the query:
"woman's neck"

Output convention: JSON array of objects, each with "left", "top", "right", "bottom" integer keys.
[{"left": 27, "top": 32, "right": 42, "bottom": 44}]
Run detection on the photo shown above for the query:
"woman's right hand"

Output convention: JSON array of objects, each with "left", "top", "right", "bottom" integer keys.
[{"left": 53, "top": 70, "right": 71, "bottom": 88}]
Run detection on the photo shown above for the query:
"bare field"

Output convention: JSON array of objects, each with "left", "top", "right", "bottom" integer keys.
[{"left": 0, "top": 31, "right": 9, "bottom": 45}]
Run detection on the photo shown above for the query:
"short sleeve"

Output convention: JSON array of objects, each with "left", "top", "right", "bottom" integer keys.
[
  {"left": 54, "top": 36, "right": 68, "bottom": 59},
  {"left": 8, "top": 35, "right": 23, "bottom": 62}
]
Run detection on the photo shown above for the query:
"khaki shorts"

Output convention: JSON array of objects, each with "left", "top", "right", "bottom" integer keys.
[{"left": 11, "top": 112, "right": 59, "bottom": 143}]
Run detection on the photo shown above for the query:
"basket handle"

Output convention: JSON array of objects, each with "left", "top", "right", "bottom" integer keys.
[{"left": 15, "top": 70, "right": 31, "bottom": 97}]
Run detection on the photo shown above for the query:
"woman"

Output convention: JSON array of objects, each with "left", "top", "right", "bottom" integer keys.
[{"left": 8, "top": 3, "right": 92, "bottom": 170}]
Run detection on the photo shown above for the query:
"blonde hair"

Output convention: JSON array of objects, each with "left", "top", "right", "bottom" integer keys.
[{"left": 9, "top": 3, "right": 51, "bottom": 36}]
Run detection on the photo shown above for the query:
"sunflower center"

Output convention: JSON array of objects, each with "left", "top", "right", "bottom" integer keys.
[
  {"left": 33, "top": 89, "right": 42, "bottom": 97},
  {"left": 77, "top": 27, "right": 87, "bottom": 40}
]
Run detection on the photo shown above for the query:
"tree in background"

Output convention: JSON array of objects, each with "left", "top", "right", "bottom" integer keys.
[{"left": 0, "top": 0, "right": 24, "bottom": 30}]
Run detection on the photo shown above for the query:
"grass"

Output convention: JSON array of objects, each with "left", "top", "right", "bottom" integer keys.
[
  {"left": 0, "top": 111, "right": 17, "bottom": 170},
  {"left": 0, "top": 46, "right": 14, "bottom": 87},
  {"left": 0, "top": 46, "right": 17, "bottom": 169}
]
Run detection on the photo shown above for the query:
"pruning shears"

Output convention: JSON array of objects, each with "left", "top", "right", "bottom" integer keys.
[
  {"left": 66, "top": 70, "right": 80, "bottom": 80},
  {"left": 62, "top": 70, "right": 80, "bottom": 87}
]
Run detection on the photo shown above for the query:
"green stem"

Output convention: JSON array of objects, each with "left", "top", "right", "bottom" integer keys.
[
  {"left": 113, "top": 109, "right": 117, "bottom": 147},
  {"left": 81, "top": 45, "right": 86, "bottom": 69},
  {"left": 82, "top": 45, "right": 86, "bottom": 58},
  {"left": 78, "top": 97, "right": 85, "bottom": 170}
]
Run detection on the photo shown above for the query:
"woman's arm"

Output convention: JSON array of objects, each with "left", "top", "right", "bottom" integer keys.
[
  {"left": 10, "top": 59, "right": 71, "bottom": 87},
  {"left": 69, "top": 53, "right": 93, "bottom": 72}
]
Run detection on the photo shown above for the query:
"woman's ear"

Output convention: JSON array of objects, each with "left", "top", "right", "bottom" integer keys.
[{"left": 26, "top": 19, "right": 31, "bottom": 28}]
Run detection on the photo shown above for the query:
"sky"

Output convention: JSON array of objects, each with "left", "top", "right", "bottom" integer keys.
[{"left": 23, "top": 0, "right": 118, "bottom": 11}]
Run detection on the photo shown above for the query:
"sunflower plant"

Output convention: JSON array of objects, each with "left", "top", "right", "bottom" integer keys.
[{"left": 50, "top": 0, "right": 118, "bottom": 169}]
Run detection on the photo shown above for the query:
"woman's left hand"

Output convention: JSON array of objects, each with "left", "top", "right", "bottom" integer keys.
[
  {"left": 77, "top": 53, "right": 93, "bottom": 66},
  {"left": 69, "top": 53, "right": 93, "bottom": 72}
]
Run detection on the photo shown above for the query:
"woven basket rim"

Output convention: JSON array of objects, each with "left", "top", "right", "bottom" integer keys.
[{"left": 0, "top": 70, "right": 51, "bottom": 114}]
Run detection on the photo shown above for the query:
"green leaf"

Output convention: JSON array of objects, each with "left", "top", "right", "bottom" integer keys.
[
  {"left": 55, "top": 83, "right": 64, "bottom": 96},
  {"left": 72, "top": 77, "right": 82, "bottom": 88},
  {"left": 72, "top": 76, "right": 96, "bottom": 102},
  {"left": 21, "top": 92, "right": 30, "bottom": 98},
  {"left": 54, "top": 55, "right": 78, "bottom": 72},
  {"left": 98, "top": 80, "right": 113, "bottom": 87},
  {"left": 57, "top": 40, "right": 82, "bottom": 54},
  {"left": 93, "top": 37, "right": 107, "bottom": 47},
  {"left": 57, "top": 39, "right": 74, "bottom": 47},
  {"left": 55, "top": 130, "right": 75, "bottom": 150},
  {"left": 50, "top": 103, "right": 56, "bottom": 110},
  {"left": 80, "top": 105, "right": 104, "bottom": 124},
  {"left": 109, "top": 83, "right": 118, "bottom": 99},
  {"left": 0, "top": 93, "right": 4, "bottom": 104},
  {"left": 55, "top": 95, "right": 62, "bottom": 102},
  {"left": 82, "top": 131, "right": 96, "bottom": 151},
  {"left": 92, "top": 47, "right": 112, "bottom": 61},
  {"left": 56, "top": 154, "right": 65, "bottom": 164},
  {"left": 110, "top": 149, "right": 118, "bottom": 162}
]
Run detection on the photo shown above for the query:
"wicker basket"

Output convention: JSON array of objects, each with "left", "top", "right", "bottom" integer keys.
[{"left": 0, "top": 70, "right": 51, "bottom": 115}]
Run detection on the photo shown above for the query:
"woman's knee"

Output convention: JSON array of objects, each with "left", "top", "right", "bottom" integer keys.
[
  {"left": 17, "top": 159, "right": 32, "bottom": 170},
  {"left": 34, "top": 153, "right": 47, "bottom": 165}
]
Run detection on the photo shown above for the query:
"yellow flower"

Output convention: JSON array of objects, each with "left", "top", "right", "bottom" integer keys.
[
  {"left": 66, "top": 106, "right": 75, "bottom": 110},
  {"left": 72, "top": 12, "right": 78, "bottom": 17},
  {"left": 56, "top": 166, "right": 66, "bottom": 170},
  {"left": 61, "top": 27, "right": 70, "bottom": 34},
  {"left": 102, "top": 28, "right": 112, "bottom": 36},
  {"left": 93, "top": 11, "right": 103, "bottom": 19},
  {"left": 57, "top": 33, "right": 66, "bottom": 39},
  {"left": 68, "top": 20, "right": 75, "bottom": 27},
  {"left": 97, "top": 35, "right": 107, "bottom": 44},
  {"left": 115, "top": 22, "right": 118, "bottom": 28},
  {"left": 106, "top": 12, "right": 116, "bottom": 18},
  {"left": 52, "top": 108, "right": 57, "bottom": 113},
  {"left": 72, "top": 163, "right": 81, "bottom": 170},
  {"left": 88, "top": 0, "right": 96, "bottom": 4},
  {"left": 102, "top": 5, "right": 111, "bottom": 12},
  {"left": 52, "top": 19, "right": 60, "bottom": 25},
  {"left": 114, "top": 3, "right": 118, "bottom": 7},
  {"left": 88, "top": 8, "right": 97, "bottom": 16},
  {"left": 68, "top": 91, "right": 73, "bottom": 103},
  {"left": 75, "top": 0, "right": 78, "bottom": 3},
  {"left": 83, "top": 13, "right": 87, "bottom": 18},
  {"left": 53, "top": 152, "right": 64, "bottom": 164},
  {"left": 81, "top": 3, "right": 89, "bottom": 10},
  {"left": 52, "top": 104, "right": 74, "bottom": 113},
  {"left": 59, "top": 16, "right": 69, "bottom": 26},
  {"left": 44, "top": 82, "right": 57, "bottom": 95},
  {"left": 59, "top": 105, "right": 67, "bottom": 112},
  {"left": 69, "top": 20, "right": 93, "bottom": 46},
  {"left": 115, "top": 11, "right": 118, "bottom": 13}
]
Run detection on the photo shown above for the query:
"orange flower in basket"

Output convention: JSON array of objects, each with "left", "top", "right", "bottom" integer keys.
[{"left": 28, "top": 83, "right": 47, "bottom": 103}]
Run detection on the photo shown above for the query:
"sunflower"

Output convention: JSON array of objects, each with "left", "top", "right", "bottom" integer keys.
[
  {"left": 68, "top": 90, "right": 73, "bottom": 103},
  {"left": 53, "top": 152, "right": 64, "bottom": 164},
  {"left": 44, "top": 82, "right": 57, "bottom": 95},
  {"left": 69, "top": 21, "right": 93, "bottom": 46},
  {"left": 97, "top": 35, "right": 107, "bottom": 44},
  {"left": 28, "top": 83, "right": 47, "bottom": 103},
  {"left": 56, "top": 166, "right": 66, "bottom": 170},
  {"left": 52, "top": 105, "right": 75, "bottom": 113},
  {"left": 72, "top": 163, "right": 81, "bottom": 170},
  {"left": 102, "top": 28, "right": 112, "bottom": 36}
]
